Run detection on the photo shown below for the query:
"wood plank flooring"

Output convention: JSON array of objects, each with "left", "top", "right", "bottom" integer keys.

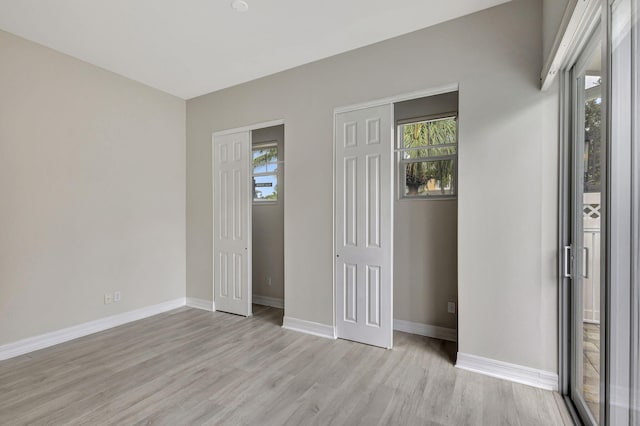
[
  {"left": 0, "top": 305, "right": 572, "bottom": 425},
  {"left": 582, "top": 322, "right": 600, "bottom": 421}
]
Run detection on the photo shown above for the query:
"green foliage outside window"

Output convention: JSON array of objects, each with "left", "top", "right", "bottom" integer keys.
[
  {"left": 584, "top": 82, "right": 602, "bottom": 193},
  {"left": 253, "top": 147, "right": 277, "bottom": 170},
  {"left": 401, "top": 117, "right": 457, "bottom": 196}
]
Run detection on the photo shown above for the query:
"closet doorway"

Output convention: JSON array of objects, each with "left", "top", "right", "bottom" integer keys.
[
  {"left": 393, "top": 92, "right": 459, "bottom": 348},
  {"left": 251, "top": 125, "right": 285, "bottom": 315},
  {"left": 333, "top": 86, "right": 459, "bottom": 349},
  {"left": 212, "top": 120, "right": 285, "bottom": 321}
]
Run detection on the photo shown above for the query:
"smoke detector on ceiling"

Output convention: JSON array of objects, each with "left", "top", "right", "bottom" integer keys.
[{"left": 231, "top": 0, "right": 249, "bottom": 12}]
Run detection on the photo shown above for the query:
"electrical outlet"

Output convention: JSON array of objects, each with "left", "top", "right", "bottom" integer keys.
[
  {"left": 447, "top": 302, "right": 456, "bottom": 314},
  {"left": 267, "top": 277, "right": 272, "bottom": 286},
  {"left": 104, "top": 293, "right": 113, "bottom": 305},
  {"left": 114, "top": 291, "right": 121, "bottom": 302}
]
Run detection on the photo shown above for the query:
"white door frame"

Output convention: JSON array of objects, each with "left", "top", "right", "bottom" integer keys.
[
  {"left": 332, "top": 83, "right": 459, "bottom": 343},
  {"left": 212, "top": 119, "right": 285, "bottom": 315}
]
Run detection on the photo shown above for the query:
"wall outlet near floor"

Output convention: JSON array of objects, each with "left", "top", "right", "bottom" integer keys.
[
  {"left": 114, "top": 291, "right": 121, "bottom": 302},
  {"left": 104, "top": 293, "right": 113, "bottom": 305},
  {"left": 267, "top": 277, "right": 272, "bottom": 286},
  {"left": 448, "top": 302, "right": 456, "bottom": 314}
]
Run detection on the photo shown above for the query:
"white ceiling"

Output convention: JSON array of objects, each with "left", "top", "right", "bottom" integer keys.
[{"left": 0, "top": 0, "right": 510, "bottom": 99}]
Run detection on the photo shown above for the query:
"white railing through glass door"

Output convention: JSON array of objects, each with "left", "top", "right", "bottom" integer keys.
[{"left": 583, "top": 192, "right": 600, "bottom": 324}]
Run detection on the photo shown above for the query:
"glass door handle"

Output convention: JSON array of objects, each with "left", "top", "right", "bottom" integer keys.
[
  {"left": 582, "top": 247, "right": 589, "bottom": 278},
  {"left": 563, "top": 245, "right": 573, "bottom": 278}
]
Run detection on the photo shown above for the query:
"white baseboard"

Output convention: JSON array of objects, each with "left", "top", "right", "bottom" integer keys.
[
  {"left": 0, "top": 298, "right": 186, "bottom": 362},
  {"left": 282, "top": 316, "right": 336, "bottom": 339},
  {"left": 456, "top": 352, "right": 559, "bottom": 391},
  {"left": 186, "top": 297, "right": 215, "bottom": 312},
  {"left": 253, "top": 294, "right": 284, "bottom": 309},
  {"left": 393, "top": 319, "right": 457, "bottom": 342}
]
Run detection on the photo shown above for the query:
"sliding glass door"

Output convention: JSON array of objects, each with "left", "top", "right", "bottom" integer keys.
[
  {"left": 568, "top": 30, "right": 605, "bottom": 425},
  {"left": 561, "top": 1, "right": 639, "bottom": 424},
  {"left": 607, "top": 0, "right": 638, "bottom": 423}
]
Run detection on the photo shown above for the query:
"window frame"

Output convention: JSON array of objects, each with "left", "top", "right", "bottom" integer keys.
[
  {"left": 252, "top": 141, "right": 279, "bottom": 203},
  {"left": 396, "top": 111, "right": 459, "bottom": 200}
]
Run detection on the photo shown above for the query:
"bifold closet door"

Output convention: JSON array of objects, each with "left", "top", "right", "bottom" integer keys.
[
  {"left": 335, "top": 104, "right": 393, "bottom": 349},
  {"left": 213, "top": 131, "right": 251, "bottom": 317}
]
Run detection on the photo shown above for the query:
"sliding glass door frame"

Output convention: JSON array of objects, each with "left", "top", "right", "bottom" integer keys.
[
  {"left": 558, "top": 6, "right": 606, "bottom": 425},
  {"left": 575, "top": 30, "right": 605, "bottom": 425},
  {"left": 631, "top": 1, "right": 640, "bottom": 421}
]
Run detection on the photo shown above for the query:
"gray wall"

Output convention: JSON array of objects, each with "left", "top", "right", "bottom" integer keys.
[
  {"left": 394, "top": 92, "right": 458, "bottom": 330},
  {"left": 187, "top": 0, "right": 559, "bottom": 372},
  {"left": 0, "top": 30, "right": 186, "bottom": 345},
  {"left": 252, "top": 125, "right": 285, "bottom": 301}
]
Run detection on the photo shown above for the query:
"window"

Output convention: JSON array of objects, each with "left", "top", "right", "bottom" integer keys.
[
  {"left": 397, "top": 115, "right": 457, "bottom": 198},
  {"left": 252, "top": 143, "right": 278, "bottom": 202}
]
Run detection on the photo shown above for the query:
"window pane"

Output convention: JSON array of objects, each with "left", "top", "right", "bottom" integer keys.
[
  {"left": 253, "top": 147, "right": 278, "bottom": 174},
  {"left": 253, "top": 174, "right": 277, "bottom": 201},
  {"left": 266, "top": 162, "right": 278, "bottom": 173},
  {"left": 401, "top": 117, "right": 456, "bottom": 148},
  {"left": 403, "top": 159, "right": 455, "bottom": 197}
]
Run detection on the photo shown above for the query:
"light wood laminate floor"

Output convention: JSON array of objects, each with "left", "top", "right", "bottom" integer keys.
[
  {"left": 583, "top": 322, "right": 600, "bottom": 421},
  {"left": 0, "top": 305, "right": 571, "bottom": 425}
]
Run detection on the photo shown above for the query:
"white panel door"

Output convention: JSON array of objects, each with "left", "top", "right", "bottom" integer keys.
[
  {"left": 213, "top": 131, "right": 251, "bottom": 316},
  {"left": 335, "top": 104, "right": 393, "bottom": 348}
]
